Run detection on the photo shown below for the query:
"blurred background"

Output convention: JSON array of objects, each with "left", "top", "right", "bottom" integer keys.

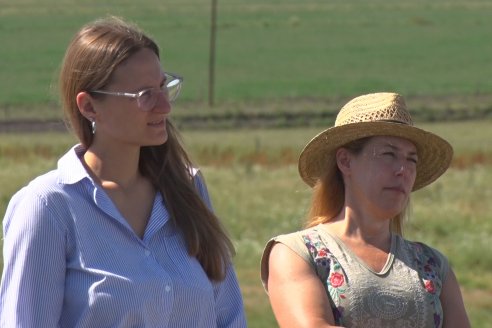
[{"left": 1, "top": 0, "right": 491, "bottom": 326}]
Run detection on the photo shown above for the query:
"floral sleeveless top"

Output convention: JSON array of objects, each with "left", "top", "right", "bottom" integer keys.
[{"left": 261, "top": 225, "right": 448, "bottom": 328}]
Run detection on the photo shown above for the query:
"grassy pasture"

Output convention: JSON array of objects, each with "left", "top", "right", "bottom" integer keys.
[
  {"left": 1, "top": 0, "right": 492, "bottom": 325},
  {"left": 1, "top": 120, "right": 492, "bottom": 326},
  {"left": 1, "top": 0, "right": 492, "bottom": 121}
]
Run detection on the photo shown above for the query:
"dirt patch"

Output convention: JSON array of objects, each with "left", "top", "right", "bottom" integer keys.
[
  {"left": 2, "top": 94, "right": 492, "bottom": 132},
  {"left": 0, "top": 119, "right": 67, "bottom": 133}
]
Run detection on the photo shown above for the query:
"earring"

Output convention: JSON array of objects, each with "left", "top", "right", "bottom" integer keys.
[{"left": 91, "top": 120, "right": 96, "bottom": 135}]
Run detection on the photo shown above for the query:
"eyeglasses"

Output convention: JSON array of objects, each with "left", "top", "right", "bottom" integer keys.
[{"left": 90, "top": 72, "right": 183, "bottom": 111}]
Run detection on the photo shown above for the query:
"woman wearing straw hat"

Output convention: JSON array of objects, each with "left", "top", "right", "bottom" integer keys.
[{"left": 261, "top": 92, "right": 470, "bottom": 327}]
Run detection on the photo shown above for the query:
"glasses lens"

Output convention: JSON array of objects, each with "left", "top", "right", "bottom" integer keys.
[
  {"left": 166, "top": 74, "right": 182, "bottom": 102},
  {"left": 136, "top": 74, "right": 182, "bottom": 110},
  {"left": 137, "top": 89, "right": 156, "bottom": 111}
]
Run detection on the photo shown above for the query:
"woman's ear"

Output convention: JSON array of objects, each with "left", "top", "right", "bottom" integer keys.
[
  {"left": 336, "top": 148, "right": 352, "bottom": 175},
  {"left": 76, "top": 91, "right": 97, "bottom": 121}
]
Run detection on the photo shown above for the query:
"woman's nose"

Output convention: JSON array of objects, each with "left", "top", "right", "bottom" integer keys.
[
  {"left": 396, "top": 165, "right": 404, "bottom": 174},
  {"left": 395, "top": 160, "right": 416, "bottom": 177},
  {"left": 152, "top": 93, "right": 172, "bottom": 114}
]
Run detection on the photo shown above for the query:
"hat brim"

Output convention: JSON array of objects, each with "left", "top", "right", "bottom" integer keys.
[{"left": 298, "top": 121, "right": 453, "bottom": 191}]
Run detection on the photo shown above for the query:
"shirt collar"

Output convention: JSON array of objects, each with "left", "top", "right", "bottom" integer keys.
[{"left": 57, "top": 144, "right": 91, "bottom": 185}]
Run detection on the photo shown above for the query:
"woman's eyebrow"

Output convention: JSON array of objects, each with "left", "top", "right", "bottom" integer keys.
[{"left": 379, "top": 142, "right": 418, "bottom": 156}]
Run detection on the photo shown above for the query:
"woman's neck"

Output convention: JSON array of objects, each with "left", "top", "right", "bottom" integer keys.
[
  {"left": 83, "top": 144, "right": 142, "bottom": 191},
  {"left": 329, "top": 206, "right": 392, "bottom": 250}
]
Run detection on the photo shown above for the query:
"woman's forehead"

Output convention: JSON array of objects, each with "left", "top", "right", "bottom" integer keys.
[
  {"left": 111, "top": 48, "right": 163, "bottom": 88},
  {"left": 367, "top": 136, "right": 417, "bottom": 151}
]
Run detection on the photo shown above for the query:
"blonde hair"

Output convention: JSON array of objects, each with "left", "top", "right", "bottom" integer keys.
[
  {"left": 304, "top": 137, "right": 409, "bottom": 235},
  {"left": 59, "top": 16, "right": 234, "bottom": 280}
]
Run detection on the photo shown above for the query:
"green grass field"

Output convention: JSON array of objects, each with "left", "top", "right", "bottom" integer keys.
[
  {"left": 1, "top": 0, "right": 492, "bottom": 121},
  {"left": 1, "top": 0, "right": 492, "bottom": 326},
  {"left": 1, "top": 121, "right": 491, "bottom": 326}
]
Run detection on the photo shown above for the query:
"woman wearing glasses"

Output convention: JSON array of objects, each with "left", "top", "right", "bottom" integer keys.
[{"left": 0, "top": 16, "right": 246, "bottom": 327}]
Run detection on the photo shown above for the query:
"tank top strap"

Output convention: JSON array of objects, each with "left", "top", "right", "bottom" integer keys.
[
  {"left": 301, "top": 228, "right": 346, "bottom": 325},
  {"left": 407, "top": 241, "right": 444, "bottom": 296},
  {"left": 301, "top": 228, "right": 333, "bottom": 280}
]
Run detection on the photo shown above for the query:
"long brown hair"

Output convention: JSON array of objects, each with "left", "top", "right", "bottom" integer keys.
[
  {"left": 59, "top": 16, "right": 234, "bottom": 280},
  {"left": 305, "top": 137, "right": 408, "bottom": 235}
]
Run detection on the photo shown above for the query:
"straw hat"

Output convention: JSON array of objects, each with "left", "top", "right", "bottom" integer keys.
[{"left": 298, "top": 92, "right": 453, "bottom": 191}]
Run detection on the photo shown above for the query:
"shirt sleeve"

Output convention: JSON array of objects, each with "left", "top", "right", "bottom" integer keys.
[
  {"left": 260, "top": 231, "right": 311, "bottom": 291},
  {"left": 213, "top": 263, "right": 247, "bottom": 327},
  {"left": 192, "top": 170, "right": 247, "bottom": 327},
  {"left": 0, "top": 187, "right": 67, "bottom": 327}
]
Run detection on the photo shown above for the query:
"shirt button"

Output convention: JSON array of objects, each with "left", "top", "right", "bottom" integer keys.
[
  {"left": 165, "top": 285, "right": 171, "bottom": 292},
  {"left": 144, "top": 250, "right": 151, "bottom": 256}
]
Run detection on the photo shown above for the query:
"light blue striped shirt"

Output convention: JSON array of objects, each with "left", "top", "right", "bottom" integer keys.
[{"left": 0, "top": 145, "right": 246, "bottom": 327}]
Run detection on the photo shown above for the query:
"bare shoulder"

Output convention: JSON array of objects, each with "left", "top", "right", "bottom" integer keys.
[
  {"left": 269, "top": 242, "right": 313, "bottom": 278},
  {"left": 267, "top": 242, "right": 337, "bottom": 327},
  {"left": 440, "top": 268, "right": 471, "bottom": 328}
]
